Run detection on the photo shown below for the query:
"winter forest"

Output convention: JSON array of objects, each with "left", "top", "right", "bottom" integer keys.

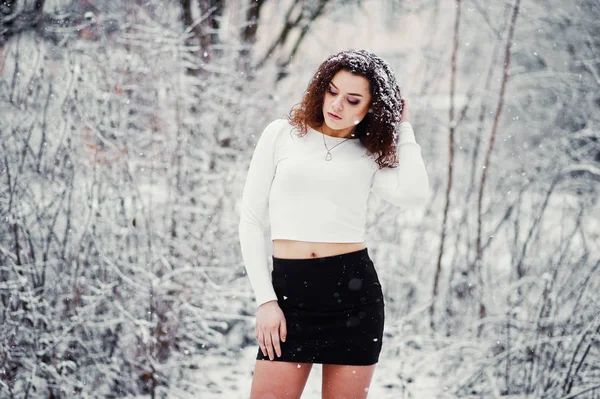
[{"left": 1, "top": 0, "right": 599, "bottom": 398}]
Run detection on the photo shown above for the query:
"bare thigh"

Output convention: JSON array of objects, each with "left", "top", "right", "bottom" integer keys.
[
  {"left": 321, "top": 364, "right": 377, "bottom": 399},
  {"left": 250, "top": 360, "right": 313, "bottom": 399}
]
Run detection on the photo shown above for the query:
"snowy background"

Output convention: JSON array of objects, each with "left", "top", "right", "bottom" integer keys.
[{"left": 1, "top": 0, "right": 599, "bottom": 398}]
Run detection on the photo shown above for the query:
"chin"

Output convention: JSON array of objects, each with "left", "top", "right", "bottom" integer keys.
[
  {"left": 322, "top": 114, "right": 342, "bottom": 129},
  {"left": 322, "top": 119, "right": 335, "bottom": 130},
  {"left": 325, "top": 121, "right": 345, "bottom": 132}
]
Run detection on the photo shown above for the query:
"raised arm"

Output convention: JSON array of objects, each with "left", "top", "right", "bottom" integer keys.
[
  {"left": 238, "top": 120, "right": 282, "bottom": 307},
  {"left": 371, "top": 122, "right": 429, "bottom": 208}
]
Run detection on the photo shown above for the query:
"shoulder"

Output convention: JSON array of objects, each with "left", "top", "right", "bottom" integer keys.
[
  {"left": 260, "top": 118, "right": 297, "bottom": 142},
  {"left": 258, "top": 118, "right": 283, "bottom": 137},
  {"left": 263, "top": 118, "right": 292, "bottom": 132}
]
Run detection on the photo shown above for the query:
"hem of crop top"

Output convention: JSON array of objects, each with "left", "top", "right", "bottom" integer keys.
[{"left": 270, "top": 234, "right": 365, "bottom": 244}]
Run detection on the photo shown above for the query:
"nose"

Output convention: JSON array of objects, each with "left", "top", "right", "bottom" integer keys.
[{"left": 331, "top": 96, "right": 343, "bottom": 112}]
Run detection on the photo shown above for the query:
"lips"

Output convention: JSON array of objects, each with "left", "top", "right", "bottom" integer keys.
[{"left": 327, "top": 112, "right": 342, "bottom": 120}]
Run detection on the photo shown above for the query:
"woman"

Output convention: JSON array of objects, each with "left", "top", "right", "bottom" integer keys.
[{"left": 238, "top": 49, "right": 429, "bottom": 398}]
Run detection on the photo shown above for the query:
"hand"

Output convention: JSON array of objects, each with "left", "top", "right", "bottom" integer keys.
[
  {"left": 399, "top": 98, "right": 411, "bottom": 124},
  {"left": 255, "top": 300, "right": 287, "bottom": 360}
]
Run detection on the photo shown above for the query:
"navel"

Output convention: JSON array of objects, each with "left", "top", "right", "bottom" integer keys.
[{"left": 310, "top": 252, "right": 318, "bottom": 258}]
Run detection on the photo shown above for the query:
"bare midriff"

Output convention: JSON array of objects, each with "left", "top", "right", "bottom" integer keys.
[{"left": 272, "top": 239, "right": 366, "bottom": 259}]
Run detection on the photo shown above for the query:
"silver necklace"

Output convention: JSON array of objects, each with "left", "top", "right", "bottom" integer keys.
[{"left": 321, "top": 129, "right": 351, "bottom": 161}]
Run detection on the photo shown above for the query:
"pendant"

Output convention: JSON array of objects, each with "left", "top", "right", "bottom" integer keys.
[{"left": 325, "top": 151, "right": 332, "bottom": 161}]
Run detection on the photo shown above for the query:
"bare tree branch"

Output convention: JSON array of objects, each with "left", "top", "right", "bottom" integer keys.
[
  {"left": 475, "top": 0, "right": 522, "bottom": 328},
  {"left": 431, "top": 0, "right": 461, "bottom": 331}
]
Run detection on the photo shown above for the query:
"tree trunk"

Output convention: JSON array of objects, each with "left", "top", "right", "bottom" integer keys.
[
  {"left": 475, "top": 0, "right": 521, "bottom": 334},
  {"left": 430, "top": 0, "right": 461, "bottom": 332},
  {"left": 242, "top": 0, "right": 265, "bottom": 44}
]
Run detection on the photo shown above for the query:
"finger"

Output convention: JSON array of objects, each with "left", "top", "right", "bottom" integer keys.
[
  {"left": 271, "top": 330, "right": 281, "bottom": 358},
  {"left": 280, "top": 319, "right": 287, "bottom": 343},
  {"left": 263, "top": 328, "right": 275, "bottom": 360},
  {"left": 257, "top": 329, "right": 267, "bottom": 357}
]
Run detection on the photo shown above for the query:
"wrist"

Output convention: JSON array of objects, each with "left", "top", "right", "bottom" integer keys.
[{"left": 259, "top": 300, "right": 278, "bottom": 308}]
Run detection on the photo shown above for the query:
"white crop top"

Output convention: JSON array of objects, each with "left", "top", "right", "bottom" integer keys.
[{"left": 238, "top": 118, "right": 429, "bottom": 306}]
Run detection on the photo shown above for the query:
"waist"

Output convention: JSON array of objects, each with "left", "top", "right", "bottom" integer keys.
[{"left": 272, "top": 240, "right": 366, "bottom": 259}]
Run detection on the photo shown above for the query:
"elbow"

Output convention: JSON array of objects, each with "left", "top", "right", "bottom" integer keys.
[
  {"left": 413, "top": 179, "right": 430, "bottom": 207},
  {"left": 413, "top": 185, "right": 430, "bottom": 207},
  {"left": 239, "top": 218, "right": 257, "bottom": 236},
  {"left": 410, "top": 172, "right": 430, "bottom": 207},
  {"left": 239, "top": 211, "right": 267, "bottom": 235},
  {"left": 415, "top": 180, "right": 431, "bottom": 205},
  {"left": 395, "top": 181, "right": 430, "bottom": 209}
]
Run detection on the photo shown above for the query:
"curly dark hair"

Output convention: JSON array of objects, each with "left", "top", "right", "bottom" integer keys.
[{"left": 288, "top": 49, "right": 403, "bottom": 168}]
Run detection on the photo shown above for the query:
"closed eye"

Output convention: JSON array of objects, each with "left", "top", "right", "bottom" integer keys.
[{"left": 328, "top": 86, "right": 360, "bottom": 106}]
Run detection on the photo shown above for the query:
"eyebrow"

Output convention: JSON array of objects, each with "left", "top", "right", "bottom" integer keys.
[{"left": 329, "top": 81, "right": 364, "bottom": 97}]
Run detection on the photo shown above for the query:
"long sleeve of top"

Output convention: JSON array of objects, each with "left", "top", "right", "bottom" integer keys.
[
  {"left": 370, "top": 122, "right": 430, "bottom": 207},
  {"left": 238, "top": 119, "right": 429, "bottom": 308},
  {"left": 238, "top": 120, "right": 282, "bottom": 308}
]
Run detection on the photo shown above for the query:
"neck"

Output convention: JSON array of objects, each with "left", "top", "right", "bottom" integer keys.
[{"left": 319, "top": 123, "right": 355, "bottom": 139}]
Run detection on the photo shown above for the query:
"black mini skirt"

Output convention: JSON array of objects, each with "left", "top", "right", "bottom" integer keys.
[{"left": 256, "top": 248, "right": 385, "bottom": 366}]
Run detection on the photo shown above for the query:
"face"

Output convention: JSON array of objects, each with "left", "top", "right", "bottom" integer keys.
[{"left": 322, "top": 69, "right": 372, "bottom": 132}]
